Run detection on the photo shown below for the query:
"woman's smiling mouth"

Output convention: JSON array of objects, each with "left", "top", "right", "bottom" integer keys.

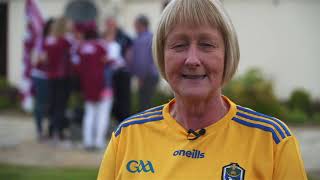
[{"left": 182, "top": 74, "right": 207, "bottom": 80}]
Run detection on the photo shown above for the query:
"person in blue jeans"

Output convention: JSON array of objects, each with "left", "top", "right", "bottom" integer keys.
[{"left": 31, "top": 18, "right": 54, "bottom": 141}]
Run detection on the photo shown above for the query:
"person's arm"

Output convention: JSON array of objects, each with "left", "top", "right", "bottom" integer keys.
[
  {"left": 99, "top": 43, "right": 112, "bottom": 65},
  {"left": 35, "top": 51, "right": 47, "bottom": 65},
  {"left": 37, "top": 41, "right": 48, "bottom": 65},
  {"left": 273, "top": 136, "right": 308, "bottom": 180},
  {"left": 97, "top": 133, "right": 117, "bottom": 180}
]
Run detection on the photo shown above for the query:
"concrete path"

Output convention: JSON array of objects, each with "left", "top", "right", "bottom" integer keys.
[
  {"left": 0, "top": 113, "right": 104, "bottom": 168},
  {"left": 0, "top": 112, "right": 320, "bottom": 172},
  {"left": 293, "top": 127, "right": 320, "bottom": 172}
]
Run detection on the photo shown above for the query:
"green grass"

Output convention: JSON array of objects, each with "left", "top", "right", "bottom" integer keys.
[{"left": 0, "top": 164, "right": 98, "bottom": 180}]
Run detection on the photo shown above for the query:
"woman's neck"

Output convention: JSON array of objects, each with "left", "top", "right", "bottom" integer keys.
[{"left": 170, "top": 94, "right": 229, "bottom": 130}]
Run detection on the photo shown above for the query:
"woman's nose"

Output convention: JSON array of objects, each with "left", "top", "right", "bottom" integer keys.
[{"left": 185, "top": 45, "right": 200, "bottom": 67}]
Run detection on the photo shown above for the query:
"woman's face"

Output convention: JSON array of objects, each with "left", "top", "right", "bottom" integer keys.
[{"left": 164, "top": 24, "right": 225, "bottom": 100}]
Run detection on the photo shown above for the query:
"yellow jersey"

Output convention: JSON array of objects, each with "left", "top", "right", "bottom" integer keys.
[{"left": 98, "top": 97, "right": 307, "bottom": 180}]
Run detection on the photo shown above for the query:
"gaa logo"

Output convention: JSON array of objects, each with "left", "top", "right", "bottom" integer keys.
[{"left": 126, "top": 160, "right": 155, "bottom": 173}]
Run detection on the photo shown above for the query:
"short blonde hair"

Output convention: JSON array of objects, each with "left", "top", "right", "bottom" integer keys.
[{"left": 152, "top": 0, "right": 240, "bottom": 85}]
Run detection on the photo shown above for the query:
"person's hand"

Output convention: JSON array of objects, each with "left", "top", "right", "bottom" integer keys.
[
  {"left": 125, "top": 47, "right": 133, "bottom": 64},
  {"left": 33, "top": 52, "right": 47, "bottom": 65},
  {"left": 101, "top": 56, "right": 108, "bottom": 64},
  {"left": 102, "top": 57, "right": 116, "bottom": 66}
]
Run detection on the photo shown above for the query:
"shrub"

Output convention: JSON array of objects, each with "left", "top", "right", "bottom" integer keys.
[
  {"left": 288, "top": 88, "right": 311, "bottom": 114},
  {"left": 131, "top": 88, "right": 173, "bottom": 114},
  {"left": 310, "top": 100, "right": 320, "bottom": 116},
  {"left": 223, "top": 68, "right": 286, "bottom": 119},
  {"left": 0, "top": 77, "right": 19, "bottom": 110},
  {"left": 312, "top": 112, "right": 320, "bottom": 124},
  {"left": 151, "top": 89, "right": 174, "bottom": 107},
  {"left": 0, "top": 78, "right": 7, "bottom": 88},
  {"left": 285, "top": 109, "right": 309, "bottom": 124}
]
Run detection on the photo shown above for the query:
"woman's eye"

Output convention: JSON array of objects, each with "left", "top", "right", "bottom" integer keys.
[
  {"left": 174, "top": 44, "right": 186, "bottom": 48},
  {"left": 199, "top": 43, "right": 214, "bottom": 48},
  {"left": 199, "top": 42, "right": 217, "bottom": 51},
  {"left": 172, "top": 43, "right": 187, "bottom": 51}
]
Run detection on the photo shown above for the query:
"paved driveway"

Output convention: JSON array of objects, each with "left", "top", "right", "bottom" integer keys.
[
  {"left": 0, "top": 113, "right": 319, "bottom": 171},
  {"left": 292, "top": 127, "right": 320, "bottom": 171}
]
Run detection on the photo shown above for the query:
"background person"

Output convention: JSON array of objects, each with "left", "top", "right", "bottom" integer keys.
[
  {"left": 104, "top": 17, "right": 133, "bottom": 123},
  {"left": 31, "top": 18, "right": 54, "bottom": 141},
  {"left": 98, "top": 0, "right": 307, "bottom": 179},
  {"left": 75, "top": 29, "right": 113, "bottom": 151},
  {"left": 130, "top": 14, "right": 159, "bottom": 112},
  {"left": 101, "top": 19, "right": 123, "bottom": 99},
  {"left": 41, "top": 16, "right": 72, "bottom": 142}
]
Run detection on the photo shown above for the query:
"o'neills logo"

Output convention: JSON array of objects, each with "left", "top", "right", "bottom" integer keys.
[{"left": 173, "top": 149, "right": 205, "bottom": 159}]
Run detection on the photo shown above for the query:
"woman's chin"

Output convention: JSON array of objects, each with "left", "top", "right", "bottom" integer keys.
[{"left": 178, "top": 90, "right": 209, "bottom": 101}]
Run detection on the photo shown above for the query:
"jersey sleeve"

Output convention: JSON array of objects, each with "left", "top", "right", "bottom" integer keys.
[
  {"left": 273, "top": 136, "right": 307, "bottom": 180},
  {"left": 97, "top": 133, "right": 117, "bottom": 180}
]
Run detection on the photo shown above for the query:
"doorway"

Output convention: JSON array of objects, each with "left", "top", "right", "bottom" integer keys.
[{"left": 0, "top": 2, "right": 8, "bottom": 77}]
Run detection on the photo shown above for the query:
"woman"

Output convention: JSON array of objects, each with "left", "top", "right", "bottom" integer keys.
[
  {"left": 42, "top": 17, "right": 72, "bottom": 141},
  {"left": 104, "top": 16, "right": 133, "bottom": 123},
  {"left": 101, "top": 21, "right": 124, "bottom": 93},
  {"left": 75, "top": 29, "right": 113, "bottom": 150},
  {"left": 31, "top": 18, "right": 54, "bottom": 141},
  {"left": 98, "top": 0, "right": 307, "bottom": 179}
]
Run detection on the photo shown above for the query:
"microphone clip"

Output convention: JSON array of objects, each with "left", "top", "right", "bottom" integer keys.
[{"left": 187, "top": 128, "right": 206, "bottom": 140}]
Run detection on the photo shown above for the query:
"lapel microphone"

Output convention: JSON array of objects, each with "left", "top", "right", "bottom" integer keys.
[{"left": 187, "top": 128, "right": 206, "bottom": 140}]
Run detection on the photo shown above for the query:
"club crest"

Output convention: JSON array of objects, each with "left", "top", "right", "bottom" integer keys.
[{"left": 221, "top": 163, "right": 245, "bottom": 180}]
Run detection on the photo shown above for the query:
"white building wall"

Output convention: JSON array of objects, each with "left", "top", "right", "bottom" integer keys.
[
  {"left": 7, "top": 0, "right": 24, "bottom": 88},
  {"left": 224, "top": 0, "right": 320, "bottom": 99},
  {"left": 7, "top": 0, "right": 320, "bottom": 99},
  {"left": 121, "top": 1, "right": 162, "bottom": 37}
]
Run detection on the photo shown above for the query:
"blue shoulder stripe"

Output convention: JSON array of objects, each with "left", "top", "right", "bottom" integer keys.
[
  {"left": 124, "top": 105, "right": 164, "bottom": 121},
  {"left": 237, "top": 106, "right": 291, "bottom": 136},
  {"left": 115, "top": 116, "right": 163, "bottom": 137},
  {"left": 124, "top": 110, "right": 162, "bottom": 121},
  {"left": 129, "top": 111, "right": 162, "bottom": 120},
  {"left": 236, "top": 112, "right": 286, "bottom": 139},
  {"left": 232, "top": 117, "right": 280, "bottom": 144},
  {"left": 114, "top": 105, "right": 165, "bottom": 137}
]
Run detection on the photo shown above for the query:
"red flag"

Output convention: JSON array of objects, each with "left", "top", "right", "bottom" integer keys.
[{"left": 21, "top": 0, "right": 44, "bottom": 112}]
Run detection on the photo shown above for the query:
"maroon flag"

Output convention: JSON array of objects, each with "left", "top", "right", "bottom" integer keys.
[{"left": 21, "top": 0, "right": 44, "bottom": 112}]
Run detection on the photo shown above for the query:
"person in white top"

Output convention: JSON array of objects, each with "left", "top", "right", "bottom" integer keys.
[{"left": 103, "top": 17, "right": 133, "bottom": 123}]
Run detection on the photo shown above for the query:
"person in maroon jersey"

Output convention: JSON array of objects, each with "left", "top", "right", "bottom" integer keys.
[
  {"left": 41, "top": 17, "right": 72, "bottom": 142},
  {"left": 31, "top": 18, "right": 54, "bottom": 141},
  {"left": 76, "top": 29, "right": 114, "bottom": 150}
]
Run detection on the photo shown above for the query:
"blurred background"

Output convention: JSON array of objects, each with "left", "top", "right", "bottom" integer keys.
[{"left": 0, "top": 0, "right": 319, "bottom": 179}]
